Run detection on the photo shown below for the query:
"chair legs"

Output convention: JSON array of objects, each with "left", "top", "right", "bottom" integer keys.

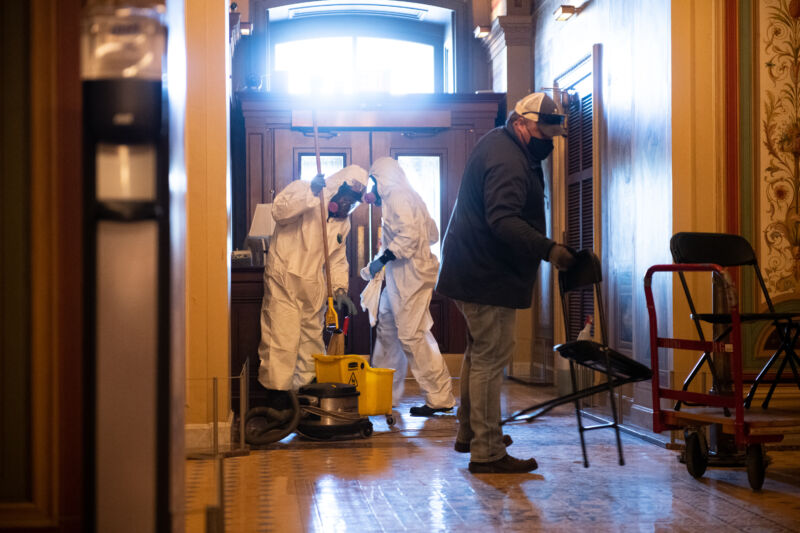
[
  {"left": 569, "top": 354, "right": 626, "bottom": 468},
  {"left": 569, "top": 360, "right": 590, "bottom": 468},
  {"left": 745, "top": 323, "right": 800, "bottom": 409},
  {"left": 605, "top": 350, "right": 625, "bottom": 466}
]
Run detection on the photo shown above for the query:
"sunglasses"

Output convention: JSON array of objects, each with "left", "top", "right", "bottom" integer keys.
[{"left": 522, "top": 111, "right": 566, "bottom": 125}]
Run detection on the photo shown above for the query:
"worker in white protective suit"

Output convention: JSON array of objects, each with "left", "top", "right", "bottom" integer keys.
[
  {"left": 364, "top": 157, "right": 456, "bottom": 416},
  {"left": 258, "top": 165, "right": 367, "bottom": 405}
]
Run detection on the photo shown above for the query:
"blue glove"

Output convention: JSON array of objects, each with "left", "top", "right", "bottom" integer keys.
[
  {"left": 310, "top": 173, "right": 325, "bottom": 196},
  {"left": 334, "top": 289, "right": 357, "bottom": 316},
  {"left": 368, "top": 258, "right": 384, "bottom": 277}
]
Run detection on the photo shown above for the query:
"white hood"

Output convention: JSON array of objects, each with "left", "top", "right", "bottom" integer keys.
[
  {"left": 324, "top": 164, "right": 368, "bottom": 202},
  {"left": 369, "top": 157, "right": 411, "bottom": 200}
]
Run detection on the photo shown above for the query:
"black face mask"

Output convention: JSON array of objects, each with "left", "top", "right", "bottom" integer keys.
[{"left": 527, "top": 137, "right": 554, "bottom": 161}]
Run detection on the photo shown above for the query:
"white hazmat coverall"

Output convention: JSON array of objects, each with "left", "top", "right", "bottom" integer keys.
[
  {"left": 258, "top": 165, "right": 368, "bottom": 391},
  {"left": 369, "top": 157, "right": 455, "bottom": 409}
]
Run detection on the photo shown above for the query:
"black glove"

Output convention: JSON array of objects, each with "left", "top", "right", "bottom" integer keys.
[
  {"left": 548, "top": 244, "right": 576, "bottom": 271},
  {"left": 334, "top": 288, "right": 357, "bottom": 316},
  {"left": 310, "top": 173, "right": 325, "bottom": 196},
  {"left": 368, "top": 249, "right": 396, "bottom": 277}
]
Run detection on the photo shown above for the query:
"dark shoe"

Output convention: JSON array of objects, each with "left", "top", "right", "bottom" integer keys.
[
  {"left": 265, "top": 389, "right": 292, "bottom": 410},
  {"left": 454, "top": 434, "right": 513, "bottom": 453},
  {"left": 468, "top": 454, "right": 538, "bottom": 474},
  {"left": 409, "top": 405, "right": 453, "bottom": 417}
]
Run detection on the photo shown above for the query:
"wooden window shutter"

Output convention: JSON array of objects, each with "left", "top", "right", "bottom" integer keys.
[{"left": 565, "top": 91, "right": 594, "bottom": 340}]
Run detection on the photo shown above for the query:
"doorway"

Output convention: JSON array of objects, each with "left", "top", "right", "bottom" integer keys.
[
  {"left": 267, "top": 116, "right": 459, "bottom": 355},
  {"left": 231, "top": 93, "right": 504, "bottom": 405}
]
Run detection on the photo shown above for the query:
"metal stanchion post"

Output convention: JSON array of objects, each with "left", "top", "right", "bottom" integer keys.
[{"left": 240, "top": 360, "right": 248, "bottom": 451}]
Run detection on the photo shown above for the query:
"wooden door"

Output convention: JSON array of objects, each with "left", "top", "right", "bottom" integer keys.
[
  {"left": 272, "top": 129, "right": 374, "bottom": 355},
  {"left": 270, "top": 127, "right": 468, "bottom": 356},
  {"left": 370, "top": 130, "right": 465, "bottom": 355}
]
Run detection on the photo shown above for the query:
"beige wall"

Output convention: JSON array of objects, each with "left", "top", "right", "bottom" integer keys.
[
  {"left": 670, "top": 0, "right": 727, "bottom": 390},
  {"left": 185, "top": 0, "right": 232, "bottom": 425}
]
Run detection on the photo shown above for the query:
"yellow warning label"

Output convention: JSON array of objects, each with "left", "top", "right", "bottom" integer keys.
[{"left": 348, "top": 372, "right": 358, "bottom": 387}]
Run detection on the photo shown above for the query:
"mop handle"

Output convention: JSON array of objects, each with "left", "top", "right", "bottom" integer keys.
[{"left": 313, "top": 110, "right": 338, "bottom": 330}]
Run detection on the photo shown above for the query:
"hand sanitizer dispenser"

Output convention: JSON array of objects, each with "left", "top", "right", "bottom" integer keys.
[{"left": 82, "top": 6, "right": 169, "bottom": 532}]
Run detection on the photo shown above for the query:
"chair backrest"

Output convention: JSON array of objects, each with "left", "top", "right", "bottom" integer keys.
[
  {"left": 558, "top": 250, "right": 607, "bottom": 345},
  {"left": 670, "top": 232, "right": 756, "bottom": 266},
  {"left": 670, "top": 232, "right": 775, "bottom": 313},
  {"left": 559, "top": 249, "right": 602, "bottom": 293}
]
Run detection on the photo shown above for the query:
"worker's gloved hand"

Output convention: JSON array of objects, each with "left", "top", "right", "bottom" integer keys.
[
  {"left": 310, "top": 173, "right": 326, "bottom": 196},
  {"left": 548, "top": 243, "right": 576, "bottom": 271},
  {"left": 334, "top": 288, "right": 357, "bottom": 316},
  {"left": 368, "top": 258, "right": 384, "bottom": 278}
]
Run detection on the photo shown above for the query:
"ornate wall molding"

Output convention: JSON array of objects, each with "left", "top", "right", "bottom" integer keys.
[{"left": 484, "top": 15, "right": 532, "bottom": 60}]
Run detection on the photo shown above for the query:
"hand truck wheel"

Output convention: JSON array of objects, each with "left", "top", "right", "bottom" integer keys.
[
  {"left": 684, "top": 430, "right": 708, "bottom": 479},
  {"left": 746, "top": 443, "right": 766, "bottom": 490},
  {"left": 385, "top": 414, "right": 396, "bottom": 426}
]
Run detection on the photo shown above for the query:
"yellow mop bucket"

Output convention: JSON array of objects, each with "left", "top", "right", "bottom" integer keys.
[{"left": 313, "top": 354, "right": 394, "bottom": 419}]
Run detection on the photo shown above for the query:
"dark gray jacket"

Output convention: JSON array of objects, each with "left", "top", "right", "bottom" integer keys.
[{"left": 436, "top": 125, "right": 554, "bottom": 308}]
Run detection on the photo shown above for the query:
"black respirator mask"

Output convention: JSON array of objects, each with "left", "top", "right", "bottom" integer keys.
[
  {"left": 328, "top": 181, "right": 365, "bottom": 219},
  {"left": 527, "top": 137, "right": 554, "bottom": 161}
]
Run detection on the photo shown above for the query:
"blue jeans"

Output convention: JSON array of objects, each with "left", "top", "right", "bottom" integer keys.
[{"left": 454, "top": 300, "right": 516, "bottom": 463}]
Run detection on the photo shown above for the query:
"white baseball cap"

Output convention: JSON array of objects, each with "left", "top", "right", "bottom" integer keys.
[{"left": 514, "top": 92, "right": 568, "bottom": 138}]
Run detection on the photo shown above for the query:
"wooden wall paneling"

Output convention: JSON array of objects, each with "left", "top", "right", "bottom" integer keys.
[
  {"left": 246, "top": 130, "right": 266, "bottom": 227},
  {"left": 230, "top": 267, "right": 266, "bottom": 411},
  {"left": 1, "top": 0, "right": 32, "bottom": 508},
  {"left": 0, "top": 0, "right": 83, "bottom": 530}
]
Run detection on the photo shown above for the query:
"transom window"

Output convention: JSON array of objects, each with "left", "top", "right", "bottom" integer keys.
[{"left": 274, "top": 37, "right": 434, "bottom": 95}]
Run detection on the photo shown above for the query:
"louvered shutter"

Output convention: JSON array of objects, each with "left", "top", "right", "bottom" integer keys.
[{"left": 565, "top": 92, "right": 594, "bottom": 341}]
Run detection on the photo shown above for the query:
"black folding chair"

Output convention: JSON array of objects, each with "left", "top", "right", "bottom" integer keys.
[
  {"left": 670, "top": 232, "right": 800, "bottom": 409},
  {"left": 502, "top": 250, "right": 652, "bottom": 467}
]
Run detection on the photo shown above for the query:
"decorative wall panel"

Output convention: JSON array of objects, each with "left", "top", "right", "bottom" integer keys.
[{"left": 759, "top": 0, "right": 800, "bottom": 300}]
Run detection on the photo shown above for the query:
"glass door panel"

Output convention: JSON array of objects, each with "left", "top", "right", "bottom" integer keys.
[
  {"left": 299, "top": 154, "right": 345, "bottom": 180},
  {"left": 396, "top": 155, "right": 441, "bottom": 258}
]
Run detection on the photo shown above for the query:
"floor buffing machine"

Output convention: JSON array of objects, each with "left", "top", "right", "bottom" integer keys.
[{"left": 244, "top": 383, "right": 373, "bottom": 445}]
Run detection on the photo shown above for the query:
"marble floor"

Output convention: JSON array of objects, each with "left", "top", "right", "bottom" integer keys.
[{"left": 186, "top": 379, "right": 800, "bottom": 532}]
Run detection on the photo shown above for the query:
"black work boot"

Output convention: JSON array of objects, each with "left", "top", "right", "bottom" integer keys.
[{"left": 468, "top": 454, "right": 538, "bottom": 474}]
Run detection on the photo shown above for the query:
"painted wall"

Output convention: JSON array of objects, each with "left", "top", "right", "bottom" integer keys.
[
  {"left": 670, "top": 0, "right": 727, "bottom": 395},
  {"left": 185, "top": 0, "right": 232, "bottom": 426},
  {"left": 531, "top": 0, "right": 676, "bottom": 425}
]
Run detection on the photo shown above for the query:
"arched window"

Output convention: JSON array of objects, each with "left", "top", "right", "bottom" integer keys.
[{"left": 266, "top": 1, "right": 457, "bottom": 94}]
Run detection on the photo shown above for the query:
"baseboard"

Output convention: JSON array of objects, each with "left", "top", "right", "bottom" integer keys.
[{"left": 186, "top": 411, "right": 233, "bottom": 454}]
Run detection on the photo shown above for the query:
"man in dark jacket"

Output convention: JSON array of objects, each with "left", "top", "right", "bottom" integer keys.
[{"left": 437, "top": 92, "right": 575, "bottom": 474}]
